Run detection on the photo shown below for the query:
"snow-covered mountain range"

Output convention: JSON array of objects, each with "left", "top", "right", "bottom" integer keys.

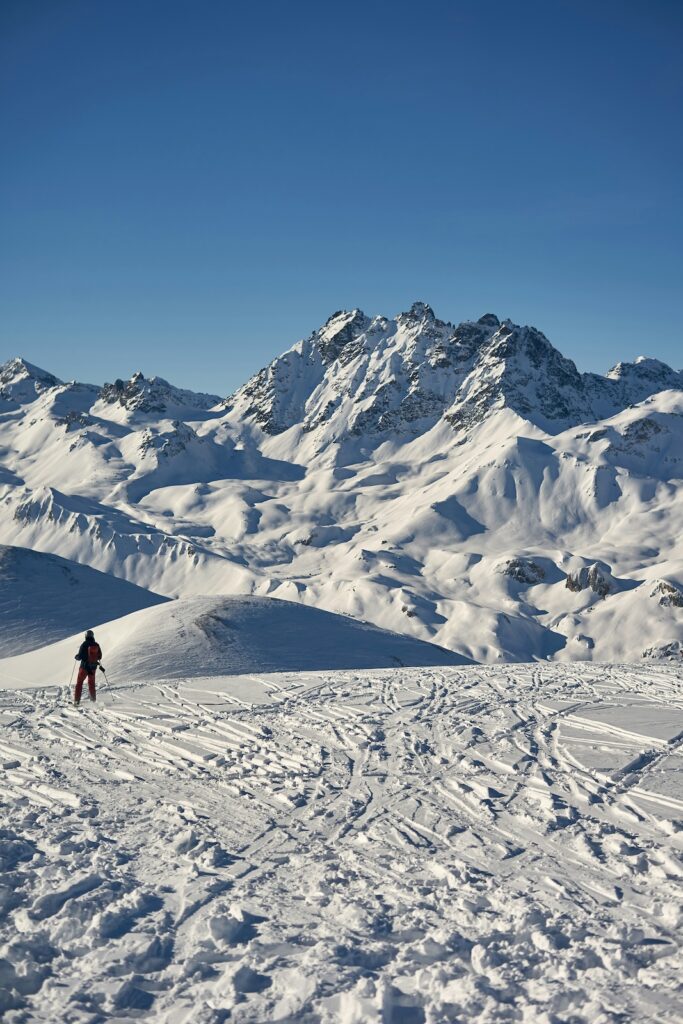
[{"left": 1, "top": 304, "right": 681, "bottom": 662}]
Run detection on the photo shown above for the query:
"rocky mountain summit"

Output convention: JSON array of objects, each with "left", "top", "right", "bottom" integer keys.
[
  {"left": 224, "top": 303, "right": 682, "bottom": 447},
  {"left": 101, "top": 371, "right": 221, "bottom": 416},
  {"left": 0, "top": 357, "right": 62, "bottom": 404}
]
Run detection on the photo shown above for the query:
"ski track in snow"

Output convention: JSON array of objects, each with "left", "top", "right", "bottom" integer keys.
[{"left": 1, "top": 664, "right": 682, "bottom": 1022}]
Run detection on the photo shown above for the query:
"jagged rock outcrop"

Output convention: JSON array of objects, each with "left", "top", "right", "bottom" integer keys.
[
  {"left": 650, "top": 580, "right": 683, "bottom": 608},
  {"left": 565, "top": 564, "right": 614, "bottom": 598},
  {"left": 642, "top": 640, "right": 683, "bottom": 660},
  {"left": 138, "top": 421, "right": 203, "bottom": 460},
  {"left": 56, "top": 410, "right": 92, "bottom": 431},
  {"left": 101, "top": 371, "right": 220, "bottom": 415},
  {"left": 499, "top": 558, "right": 546, "bottom": 585}
]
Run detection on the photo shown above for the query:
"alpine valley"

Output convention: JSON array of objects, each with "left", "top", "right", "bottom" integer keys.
[{"left": 1, "top": 302, "right": 681, "bottom": 664}]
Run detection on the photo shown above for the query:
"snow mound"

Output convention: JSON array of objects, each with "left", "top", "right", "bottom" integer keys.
[
  {"left": 0, "top": 595, "right": 472, "bottom": 687},
  {"left": 0, "top": 545, "right": 168, "bottom": 657}
]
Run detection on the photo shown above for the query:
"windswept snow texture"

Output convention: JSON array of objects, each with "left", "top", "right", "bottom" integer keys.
[
  {"left": 0, "top": 595, "right": 469, "bottom": 687},
  {"left": 0, "top": 663, "right": 682, "bottom": 1021},
  {"left": 0, "top": 303, "right": 682, "bottom": 663},
  {"left": 0, "top": 545, "right": 168, "bottom": 657}
]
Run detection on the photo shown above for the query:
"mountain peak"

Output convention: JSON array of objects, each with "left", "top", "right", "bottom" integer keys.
[
  {"left": 0, "top": 356, "right": 61, "bottom": 385},
  {"left": 398, "top": 301, "right": 437, "bottom": 323},
  {"left": 0, "top": 356, "right": 62, "bottom": 403},
  {"left": 226, "top": 301, "right": 683, "bottom": 446},
  {"left": 316, "top": 309, "right": 370, "bottom": 365}
]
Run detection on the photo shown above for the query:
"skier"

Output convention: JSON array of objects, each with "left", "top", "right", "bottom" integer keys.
[{"left": 74, "top": 629, "right": 104, "bottom": 705}]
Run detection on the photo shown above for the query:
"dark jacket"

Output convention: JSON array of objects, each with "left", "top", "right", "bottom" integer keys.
[{"left": 76, "top": 640, "right": 102, "bottom": 670}]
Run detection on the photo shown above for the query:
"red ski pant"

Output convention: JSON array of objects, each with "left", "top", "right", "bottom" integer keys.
[{"left": 75, "top": 667, "right": 96, "bottom": 702}]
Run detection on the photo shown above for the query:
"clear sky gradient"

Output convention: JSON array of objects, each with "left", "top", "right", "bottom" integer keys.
[{"left": 1, "top": 0, "right": 681, "bottom": 393}]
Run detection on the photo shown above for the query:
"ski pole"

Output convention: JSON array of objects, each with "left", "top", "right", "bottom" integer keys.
[
  {"left": 68, "top": 662, "right": 75, "bottom": 703},
  {"left": 101, "top": 668, "right": 117, "bottom": 702}
]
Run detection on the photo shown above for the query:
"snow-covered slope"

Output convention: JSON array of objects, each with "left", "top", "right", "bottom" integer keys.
[
  {"left": 0, "top": 594, "right": 470, "bottom": 687},
  {"left": 0, "top": 661, "right": 681, "bottom": 1020},
  {"left": 0, "top": 304, "right": 681, "bottom": 664},
  {"left": 0, "top": 545, "right": 168, "bottom": 657}
]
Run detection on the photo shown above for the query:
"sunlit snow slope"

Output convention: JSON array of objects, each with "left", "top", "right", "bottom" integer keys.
[{"left": 0, "top": 306, "right": 681, "bottom": 663}]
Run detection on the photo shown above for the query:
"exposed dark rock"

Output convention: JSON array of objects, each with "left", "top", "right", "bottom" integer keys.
[
  {"left": 642, "top": 640, "right": 683, "bottom": 660},
  {"left": 317, "top": 310, "right": 370, "bottom": 365},
  {"left": 651, "top": 580, "right": 683, "bottom": 608},
  {"left": 499, "top": 558, "right": 546, "bottom": 585},
  {"left": 566, "top": 564, "right": 613, "bottom": 598},
  {"left": 101, "top": 372, "right": 220, "bottom": 415},
  {"left": 56, "top": 411, "right": 92, "bottom": 431}
]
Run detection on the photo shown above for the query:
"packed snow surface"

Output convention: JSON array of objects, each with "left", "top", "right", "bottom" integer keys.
[{"left": 0, "top": 662, "right": 682, "bottom": 1021}]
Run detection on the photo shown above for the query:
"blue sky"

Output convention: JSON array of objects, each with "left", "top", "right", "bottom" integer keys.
[{"left": 1, "top": 0, "right": 681, "bottom": 393}]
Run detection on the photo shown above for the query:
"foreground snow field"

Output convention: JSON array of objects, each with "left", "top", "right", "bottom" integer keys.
[{"left": 1, "top": 663, "right": 682, "bottom": 1022}]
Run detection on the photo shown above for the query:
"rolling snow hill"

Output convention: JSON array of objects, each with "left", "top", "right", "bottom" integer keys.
[
  {"left": 0, "top": 303, "right": 681, "bottom": 663},
  {"left": 0, "top": 545, "right": 168, "bottom": 657},
  {"left": 0, "top": 594, "right": 470, "bottom": 688}
]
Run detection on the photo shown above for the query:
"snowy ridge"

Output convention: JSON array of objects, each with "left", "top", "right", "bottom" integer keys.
[
  {"left": 0, "top": 304, "right": 681, "bottom": 663},
  {"left": 0, "top": 595, "right": 469, "bottom": 688},
  {"left": 0, "top": 545, "right": 168, "bottom": 656},
  {"left": 0, "top": 661, "right": 681, "bottom": 1020}
]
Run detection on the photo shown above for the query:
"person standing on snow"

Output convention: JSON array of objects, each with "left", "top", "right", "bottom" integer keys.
[{"left": 74, "top": 629, "right": 104, "bottom": 705}]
